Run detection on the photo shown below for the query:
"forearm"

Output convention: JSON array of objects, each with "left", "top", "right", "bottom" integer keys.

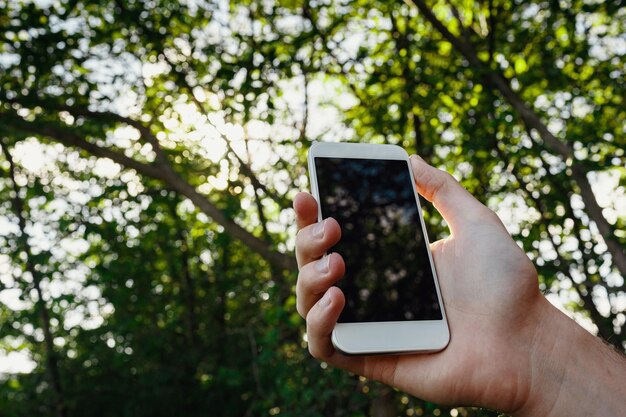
[{"left": 515, "top": 297, "right": 626, "bottom": 417}]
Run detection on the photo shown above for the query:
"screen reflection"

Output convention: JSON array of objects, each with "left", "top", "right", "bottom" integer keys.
[{"left": 315, "top": 157, "right": 442, "bottom": 323}]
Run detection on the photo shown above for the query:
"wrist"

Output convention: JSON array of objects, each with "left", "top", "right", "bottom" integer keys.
[{"left": 513, "top": 297, "right": 626, "bottom": 417}]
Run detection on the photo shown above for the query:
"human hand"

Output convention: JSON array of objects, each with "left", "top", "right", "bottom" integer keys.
[{"left": 294, "top": 155, "right": 546, "bottom": 413}]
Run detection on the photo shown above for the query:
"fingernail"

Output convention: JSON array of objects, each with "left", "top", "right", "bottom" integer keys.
[
  {"left": 315, "top": 254, "right": 330, "bottom": 274},
  {"left": 312, "top": 220, "right": 325, "bottom": 239},
  {"left": 412, "top": 154, "right": 424, "bottom": 162}
]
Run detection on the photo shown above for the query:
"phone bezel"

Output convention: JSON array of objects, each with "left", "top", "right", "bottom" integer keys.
[{"left": 307, "top": 141, "right": 450, "bottom": 355}]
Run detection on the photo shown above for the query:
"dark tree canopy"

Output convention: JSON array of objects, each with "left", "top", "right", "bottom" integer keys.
[{"left": 0, "top": 1, "right": 624, "bottom": 416}]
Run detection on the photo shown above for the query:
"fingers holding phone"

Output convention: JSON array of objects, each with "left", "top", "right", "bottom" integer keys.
[
  {"left": 294, "top": 193, "right": 346, "bottom": 318},
  {"left": 296, "top": 252, "right": 345, "bottom": 318},
  {"left": 305, "top": 286, "right": 345, "bottom": 360}
]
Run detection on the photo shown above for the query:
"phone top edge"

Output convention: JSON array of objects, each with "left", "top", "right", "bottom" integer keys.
[{"left": 308, "top": 142, "right": 409, "bottom": 160}]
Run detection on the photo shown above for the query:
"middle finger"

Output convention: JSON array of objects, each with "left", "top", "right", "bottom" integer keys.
[
  {"left": 296, "top": 252, "right": 345, "bottom": 318},
  {"left": 295, "top": 217, "right": 341, "bottom": 268}
]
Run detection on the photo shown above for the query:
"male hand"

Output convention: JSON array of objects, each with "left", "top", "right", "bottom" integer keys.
[{"left": 295, "top": 155, "right": 546, "bottom": 413}]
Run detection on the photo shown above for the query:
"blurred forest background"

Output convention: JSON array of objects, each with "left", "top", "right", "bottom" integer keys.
[{"left": 0, "top": 0, "right": 624, "bottom": 416}]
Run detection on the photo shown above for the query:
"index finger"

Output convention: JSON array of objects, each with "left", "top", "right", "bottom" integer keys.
[
  {"left": 293, "top": 192, "right": 319, "bottom": 230},
  {"left": 409, "top": 155, "right": 493, "bottom": 233}
]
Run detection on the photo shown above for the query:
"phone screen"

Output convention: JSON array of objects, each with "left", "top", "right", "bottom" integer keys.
[{"left": 314, "top": 157, "right": 442, "bottom": 323}]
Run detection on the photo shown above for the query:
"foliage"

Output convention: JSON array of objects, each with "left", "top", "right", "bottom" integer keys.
[{"left": 0, "top": 1, "right": 624, "bottom": 416}]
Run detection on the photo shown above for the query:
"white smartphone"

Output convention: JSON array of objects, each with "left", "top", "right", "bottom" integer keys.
[{"left": 307, "top": 142, "right": 449, "bottom": 355}]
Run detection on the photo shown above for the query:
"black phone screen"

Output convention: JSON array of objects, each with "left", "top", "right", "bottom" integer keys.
[{"left": 314, "top": 157, "right": 442, "bottom": 323}]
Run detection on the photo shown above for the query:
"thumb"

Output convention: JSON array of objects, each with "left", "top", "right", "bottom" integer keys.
[{"left": 410, "top": 155, "right": 488, "bottom": 233}]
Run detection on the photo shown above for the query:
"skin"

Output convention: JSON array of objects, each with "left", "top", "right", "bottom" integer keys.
[{"left": 294, "top": 155, "right": 626, "bottom": 416}]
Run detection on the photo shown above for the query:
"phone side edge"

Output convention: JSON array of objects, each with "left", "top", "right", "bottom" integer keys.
[
  {"left": 405, "top": 157, "right": 450, "bottom": 334},
  {"left": 307, "top": 146, "right": 323, "bottom": 223}
]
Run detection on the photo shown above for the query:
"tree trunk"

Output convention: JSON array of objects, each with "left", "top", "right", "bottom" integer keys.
[{"left": 1, "top": 139, "right": 68, "bottom": 417}]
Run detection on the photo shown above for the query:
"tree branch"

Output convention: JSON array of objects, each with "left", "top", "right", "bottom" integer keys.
[
  {"left": 498, "top": 146, "right": 619, "bottom": 346},
  {"left": 484, "top": 78, "right": 619, "bottom": 345},
  {"left": 159, "top": 51, "right": 291, "bottom": 208},
  {"left": 487, "top": 0, "right": 496, "bottom": 64},
  {"left": 444, "top": 0, "right": 473, "bottom": 43},
  {"left": 1, "top": 112, "right": 297, "bottom": 272},
  {"left": 299, "top": 71, "right": 309, "bottom": 143},
  {"left": 388, "top": 9, "right": 429, "bottom": 157},
  {"left": 302, "top": 1, "right": 367, "bottom": 102},
  {"left": 534, "top": 136, "right": 624, "bottom": 294},
  {"left": 54, "top": 105, "right": 171, "bottom": 167},
  {"left": 406, "top": 0, "right": 626, "bottom": 277}
]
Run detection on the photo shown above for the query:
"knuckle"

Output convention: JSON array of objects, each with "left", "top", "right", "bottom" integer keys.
[
  {"left": 418, "top": 169, "right": 440, "bottom": 201},
  {"left": 430, "top": 173, "right": 449, "bottom": 201}
]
